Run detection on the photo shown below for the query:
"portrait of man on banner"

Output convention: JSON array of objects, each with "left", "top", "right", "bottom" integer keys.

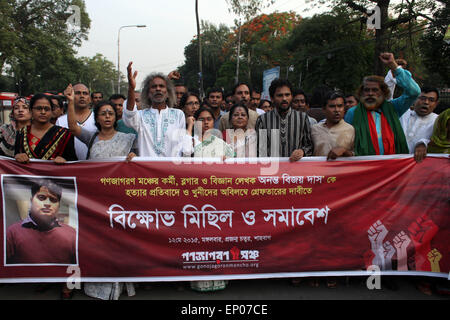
[{"left": 3, "top": 176, "right": 78, "bottom": 266}]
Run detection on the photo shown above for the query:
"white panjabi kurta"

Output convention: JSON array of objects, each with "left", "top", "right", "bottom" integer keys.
[
  {"left": 123, "top": 106, "right": 187, "bottom": 158},
  {"left": 399, "top": 110, "right": 438, "bottom": 153}
]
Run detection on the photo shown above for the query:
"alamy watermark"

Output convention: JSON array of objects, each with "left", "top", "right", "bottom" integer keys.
[
  {"left": 367, "top": 6, "right": 381, "bottom": 30},
  {"left": 66, "top": 266, "right": 81, "bottom": 290},
  {"left": 66, "top": 5, "right": 81, "bottom": 29},
  {"left": 170, "top": 125, "right": 282, "bottom": 176},
  {"left": 366, "top": 265, "right": 382, "bottom": 290}
]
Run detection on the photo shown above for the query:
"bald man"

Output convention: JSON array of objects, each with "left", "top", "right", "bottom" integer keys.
[{"left": 57, "top": 83, "right": 97, "bottom": 160}]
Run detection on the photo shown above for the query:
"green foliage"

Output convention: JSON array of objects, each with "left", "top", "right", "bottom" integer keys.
[
  {"left": 179, "top": 2, "right": 448, "bottom": 97},
  {"left": 0, "top": 0, "right": 91, "bottom": 95},
  {"left": 179, "top": 12, "right": 302, "bottom": 93},
  {"left": 78, "top": 54, "right": 121, "bottom": 99},
  {"left": 285, "top": 10, "right": 374, "bottom": 93},
  {"left": 178, "top": 22, "right": 231, "bottom": 92},
  {"left": 226, "top": 0, "right": 275, "bottom": 22},
  {"left": 418, "top": 3, "right": 450, "bottom": 86},
  {"left": 304, "top": 0, "right": 446, "bottom": 76}
]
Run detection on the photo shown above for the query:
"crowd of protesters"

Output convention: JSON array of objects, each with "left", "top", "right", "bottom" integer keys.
[{"left": 0, "top": 52, "right": 449, "bottom": 299}]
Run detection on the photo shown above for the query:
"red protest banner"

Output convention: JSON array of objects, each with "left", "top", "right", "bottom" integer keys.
[{"left": 0, "top": 156, "right": 448, "bottom": 282}]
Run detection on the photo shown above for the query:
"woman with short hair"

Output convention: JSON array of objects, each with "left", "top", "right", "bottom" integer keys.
[{"left": 64, "top": 84, "right": 136, "bottom": 161}]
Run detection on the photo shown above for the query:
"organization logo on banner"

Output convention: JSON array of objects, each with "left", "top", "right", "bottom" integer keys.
[{"left": 182, "top": 247, "right": 260, "bottom": 270}]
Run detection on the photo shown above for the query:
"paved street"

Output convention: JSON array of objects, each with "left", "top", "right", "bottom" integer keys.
[{"left": 0, "top": 276, "right": 448, "bottom": 300}]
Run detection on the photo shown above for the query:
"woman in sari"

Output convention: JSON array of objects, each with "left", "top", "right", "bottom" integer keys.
[
  {"left": 185, "top": 107, "right": 232, "bottom": 292},
  {"left": 64, "top": 84, "right": 136, "bottom": 300},
  {"left": 223, "top": 103, "right": 257, "bottom": 158},
  {"left": 15, "top": 93, "right": 77, "bottom": 164},
  {"left": 64, "top": 84, "right": 136, "bottom": 161},
  {"left": 0, "top": 97, "right": 31, "bottom": 157}
]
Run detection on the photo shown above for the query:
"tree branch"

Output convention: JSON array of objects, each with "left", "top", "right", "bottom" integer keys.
[
  {"left": 342, "top": 0, "right": 367, "bottom": 14},
  {"left": 384, "top": 14, "right": 416, "bottom": 28}
]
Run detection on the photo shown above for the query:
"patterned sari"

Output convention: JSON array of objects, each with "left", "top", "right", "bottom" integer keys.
[{"left": 15, "top": 125, "right": 77, "bottom": 161}]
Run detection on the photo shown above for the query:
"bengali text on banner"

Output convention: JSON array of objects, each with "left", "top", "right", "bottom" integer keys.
[{"left": 0, "top": 155, "right": 448, "bottom": 282}]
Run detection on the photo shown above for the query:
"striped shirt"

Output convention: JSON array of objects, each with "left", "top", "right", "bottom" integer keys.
[{"left": 255, "top": 108, "right": 313, "bottom": 157}]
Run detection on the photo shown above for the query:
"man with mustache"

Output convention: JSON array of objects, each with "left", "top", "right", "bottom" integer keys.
[
  {"left": 91, "top": 91, "right": 103, "bottom": 106},
  {"left": 124, "top": 62, "right": 187, "bottom": 157},
  {"left": 6, "top": 179, "right": 76, "bottom": 265},
  {"left": 344, "top": 53, "right": 420, "bottom": 156},
  {"left": 399, "top": 87, "right": 440, "bottom": 162},
  {"left": 219, "top": 83, "right": 259, "bottom": 131},
  {"left": 56, "top": 83, "right": 97, "bottom": 160},
  {"left": 311, "top": 91, "right": 355, "bottom": 160},
  {"left": 256, "top": 78, "right": 313, "bottom": 161}
]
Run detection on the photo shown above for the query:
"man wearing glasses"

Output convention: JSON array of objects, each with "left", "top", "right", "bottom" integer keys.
[
  {"left": 344, "top": 52, "right": 420, "bottom": 157},
  {"left": 400, "top": 87, "right": 440, "bottom": 162}
]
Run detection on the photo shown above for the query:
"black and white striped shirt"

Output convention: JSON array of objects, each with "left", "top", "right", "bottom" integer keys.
[{"left": 255, "top": 108, "right": 313, "bottom": 157}]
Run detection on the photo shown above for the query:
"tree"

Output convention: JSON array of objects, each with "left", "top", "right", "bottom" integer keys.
[
  {"left": 305, "top": 0, "right": 444, "bottom": 75},
  {"left": 179, "top": 12, "right": 301, "bottom": 94},
  {"left": 418, "top": 1, "right": 450, "bottom": 86},
  {"left": 285, "top": 9, "right": 374, "bottom": 94},
  {"left": 232, "top": 11, "right": 302, "bottom": 87},
  {"left": 178, "top": 22, "right": 231, "bottom": 92},
  {"left": 0, "top": 0, "right": 90, "bottom": 95},
  {"left": 226, "top": 0, "right": 275, "bottom": 84},
  {"left": 195, "top": 0, "right": 204, "bottom": 98},
  {"left": 78, "top": 54, "right": 120, "bottom": 99}
]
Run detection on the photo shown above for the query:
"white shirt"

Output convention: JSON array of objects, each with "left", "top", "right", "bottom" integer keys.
[
  {"left": 400, "top": 110, "right": 438, "bottom": 153},
  {"left": 385, "top": 69, "right": 397, "bottom": 100},
  {"left": 256, "top": 108, "right": 265, "bottom": 115},
  {"left": 56, "top": 111, "right": 96, "bottom": 160},
  {"left": 123, "top": 106, "right": 187, "bottom": 157},
  {"left": 308, "top": 116, "right": 318, "bottom": 126}
]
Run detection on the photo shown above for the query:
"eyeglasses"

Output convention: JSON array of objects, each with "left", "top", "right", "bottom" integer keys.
[
  {"left": 33, "top": 106, "right": 52, "bottom": 112},
  {"left": 418, "top": 96, "right": 437, "bottom": 103}
]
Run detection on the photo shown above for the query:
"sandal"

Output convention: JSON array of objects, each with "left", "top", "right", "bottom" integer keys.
[{"left": 326, "top": 278, "right": 337, "bottom": 289}]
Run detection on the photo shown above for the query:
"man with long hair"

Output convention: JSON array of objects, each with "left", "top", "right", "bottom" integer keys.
[{"left": 124, "top": 62, "right": 187, "bottom": 157}]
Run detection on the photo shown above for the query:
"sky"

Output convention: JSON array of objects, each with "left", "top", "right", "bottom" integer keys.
[{"left": 76, "top": 0, "right": 325, "bottom": 88}]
